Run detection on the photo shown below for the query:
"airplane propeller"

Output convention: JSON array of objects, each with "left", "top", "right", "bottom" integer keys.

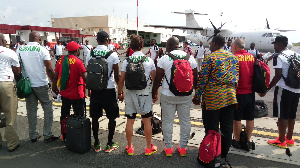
[
  {"left": 266, "top": 18, "right": 270, "bottom": 29},
  {"left": 207, "top": 19, "right": 226, "bottom": 41}
]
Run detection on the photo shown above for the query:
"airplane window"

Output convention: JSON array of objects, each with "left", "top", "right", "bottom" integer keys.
[
  {"left": 262, "top": 33, "right": 267, "bottom": 37},
  {"left": 267, "top": 33, "right": 273, "bottom": 37},
  {"left": 273, "top": 33, "right": 280, "bottom": 37}
]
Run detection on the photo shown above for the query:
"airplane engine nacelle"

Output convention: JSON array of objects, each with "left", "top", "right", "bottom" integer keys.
[{"left": 201, "top": 28, "right": 215, "bottom": 36}]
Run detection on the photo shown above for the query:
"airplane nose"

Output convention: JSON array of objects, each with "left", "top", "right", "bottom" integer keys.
[{"left": 287, "top": 42, "right": 293, "bottom": 50}]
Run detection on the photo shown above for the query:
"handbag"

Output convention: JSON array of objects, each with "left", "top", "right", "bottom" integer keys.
[{"left": 16, "top": 54, "right": 32, "bottom": 98}]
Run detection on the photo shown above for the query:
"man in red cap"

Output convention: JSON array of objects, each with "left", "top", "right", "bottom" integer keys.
[{"left": 52, "top": 41, "right": 87, "bottom": 140}]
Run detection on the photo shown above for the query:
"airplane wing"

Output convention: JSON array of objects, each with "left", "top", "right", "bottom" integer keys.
[
  {"left": 277, "top": 29, "right": 296, "bottom": 32},
  {"left": 144, "top": 25, "right": 204, "bottom": 31}
]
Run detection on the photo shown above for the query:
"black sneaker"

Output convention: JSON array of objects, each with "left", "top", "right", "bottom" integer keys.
[
  {"left": 231, "top": 139, "right": 241, "bottom": 149},
  {"left": 31, "top": 135, "right": 42, "bottom": 143},
  {"left": 44, "top": 136, "right": 60, "bottom": 142}
]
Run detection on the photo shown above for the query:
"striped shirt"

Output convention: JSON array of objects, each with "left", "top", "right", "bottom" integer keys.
[{"left": 194, "top": 49, "right": 239, "bottom": 110}]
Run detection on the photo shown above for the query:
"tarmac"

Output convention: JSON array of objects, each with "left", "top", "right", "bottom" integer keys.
[{"left": 1, "top": 46, "right": 300, "bottom": 168}]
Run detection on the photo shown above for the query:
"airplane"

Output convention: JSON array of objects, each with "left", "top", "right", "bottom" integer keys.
[{"left": 144, "top": 10, "right": 293, "bottom": 52}]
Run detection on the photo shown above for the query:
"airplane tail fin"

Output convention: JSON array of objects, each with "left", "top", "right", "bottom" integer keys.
[{"left": 173, "top": 10, "right": 207, "bottom": 34}]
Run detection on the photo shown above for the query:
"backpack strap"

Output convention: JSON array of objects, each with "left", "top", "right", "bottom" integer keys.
[
  {"left": 168, "top": 53, "right": 190, "bottom": 60},
  {"left": 167, "top": 53, "right": 178, "bottom": 60},
  {"left": 104, "top": 50, "right": 114, "bottom": 59}
]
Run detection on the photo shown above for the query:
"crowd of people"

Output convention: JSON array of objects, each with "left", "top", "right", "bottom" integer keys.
[{"left": 0, "top": 30, "right": 299, "bottom": 167}]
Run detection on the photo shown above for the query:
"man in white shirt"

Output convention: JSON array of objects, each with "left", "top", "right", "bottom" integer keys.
[
  {"left": 248, "top": 42, "right": 262, "bottom": 59},
  {"left": 223, "top": 39, "right": 232, "bottom": 52},
  {"left": 195, "top": 41, "right": 205, "bottom": 71},
  {"left": 145, "top": 39, "right": 159, "bottom": 64},
  {"left": 260, "top": 36, "right": 300, "bottom": 149},
  {"left": 89, "top": 31, "right": 120, "bottom": 153},
  {"left": 81, "top": 40, "right": 93, "bottom": 66},
  {"left": 0, "top": 33, "right": 21, "bottom": 152},
  {"left": 107, "top": 39, "right": 115, "bottom": 51},
  {"left": 43, "top": 40, "right": 51, "bottom": 56},
  {"left": 17, "top": 32, "right": 59, "bottom": 142},
  {"left": 118, "top": 35, "right": 158, "bottom": 156},
  {"left": 52, "top": 39, "right": 65, "bottom": 63},
  {"left": 152, "top": 37, "right": 198, "bottom": 157},
  {"left": 14, "top": 39, "right": 25, "bottom": 52}
]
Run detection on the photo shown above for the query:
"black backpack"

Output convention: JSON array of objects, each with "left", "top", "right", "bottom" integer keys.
[
  {"left": 140, "top": 114, "right": 162, "bottom": 135},
  {"left": 240, "top": 125, "right": 255, "bottom": 151},
  {"left": 252, "top": 58, "right": 271, "bottom": 94},
  {"left": 282, "top": 52, "right": 300, "bottom": 89},
  {"left": 125, "top": 56, "right": 147, "bottom": 90},
  {"left": 86, "top": 50, "right": 114, "bottom": 91}
]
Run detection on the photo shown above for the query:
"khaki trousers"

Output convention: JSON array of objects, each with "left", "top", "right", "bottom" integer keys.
[{"left": 0, "top": 81, "right": 19, "bottom": 150}]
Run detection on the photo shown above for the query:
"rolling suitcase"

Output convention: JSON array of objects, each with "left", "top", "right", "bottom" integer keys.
[{"left": 65, "top": 84, "right": 91, "bottom": 154}]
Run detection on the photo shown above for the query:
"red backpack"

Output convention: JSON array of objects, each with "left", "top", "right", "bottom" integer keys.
[
  {"left": 165, "top": 53, "right": 194, "bottom": 96},
  {"left": 197, "top": 130, "right": 221, "bottom": 168}
]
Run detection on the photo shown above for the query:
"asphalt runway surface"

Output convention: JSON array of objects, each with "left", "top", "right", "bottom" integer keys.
[{"left": 1, "top": 115, "right": 299, "bottom": 168}]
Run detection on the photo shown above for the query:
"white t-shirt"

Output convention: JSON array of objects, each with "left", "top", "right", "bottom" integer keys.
[
  {"left": 197, "top": 46, "right": 205, "bottom": 58},
  {"left": 82, "top": 44, "right": 92, "bottom": 56},
  {"left": 223, "top": 46, "right": 231, "bottom": 52},
  {"left": 273, "top": 49, "right": 300, "bottom": 93},
  {"left": 108, "top": 44, "right": 115, "bottom": 51},
  {"left": 157, "top": 50, "right": 197, "bottom": 96},
  {"left": 248, "top": 49, "right": 260, "bottom": 58},
  {"left": 149, "top": 45, "right": 159, "bottom": 60},
  {"left": 0, "top": 46, "right": 20, "bottom": 81},
  {"left": 43, "top": 45, "right": 51, "bottom": 51},
  {"left": 121, "top": 51, "right": 156, "bottom": 86},
  {"left": 54, "top": 44, "right": 64, "bottom": 55},
  {"left": 17, "top": 42, "right": 51, "bottom": 87},
  {"left": 92, "top": 45, "right": 120, "bottom": 89}
]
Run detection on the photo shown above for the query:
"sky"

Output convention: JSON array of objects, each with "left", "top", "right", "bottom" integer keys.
[{"left": 1, "top": 0, "right": 299, "bottom": 42}]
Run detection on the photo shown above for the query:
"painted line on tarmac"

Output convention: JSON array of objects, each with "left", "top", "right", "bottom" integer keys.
[{"left": 20, "top": 99, "right": 300, "bottom": 141}]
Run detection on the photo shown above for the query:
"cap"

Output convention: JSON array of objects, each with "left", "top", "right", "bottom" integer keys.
[
  {"left": 97, "top": 31, "right": 109, "bottom": 41},
  {"left": 272, "top": 35, "right": 288, "bottom": 44},
  {"left": 67, "top": 41, "right": 81, "bottom": 51}
]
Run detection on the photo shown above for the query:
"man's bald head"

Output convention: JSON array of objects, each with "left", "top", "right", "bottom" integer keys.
[
  {"left": 231, "top": 38, "right": 245, "bottom": 55},
  {"left": 29, "top": 32, "right": 41, "bottom": 43},
  {"left": 0, "top": 33, "right": 6, "bottom": 47},
  {"left": 166, "top": 37, "right": 180, "bottom": 52}
]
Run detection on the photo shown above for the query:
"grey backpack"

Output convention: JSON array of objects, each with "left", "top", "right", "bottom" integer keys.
[{"left": 86, "top": 50, "right": 113, "bottom": 90}]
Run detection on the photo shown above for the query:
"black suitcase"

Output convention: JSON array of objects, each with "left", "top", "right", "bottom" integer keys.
[
  {"left": 254, "top": 100, "right": 268, "bottom": 118},
  {"left": 65, "top": 84, "right": 91, "bottom": 154}
]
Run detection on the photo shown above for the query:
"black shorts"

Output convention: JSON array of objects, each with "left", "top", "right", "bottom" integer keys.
[
  {"left": 277, "top": 87, "right": 300, "bottom": 120},
  {"left": 89, "top": 89, "right": 119, "bottom": 119},
  {"left": 125, "top": 111, "right": 153, "bottom": 119},
  {"left": 234, "top": 93, "right": 255, "bottom": 121}
]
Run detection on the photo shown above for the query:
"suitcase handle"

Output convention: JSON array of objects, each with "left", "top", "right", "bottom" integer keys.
[{"left": 77, "top": 84, "right": 87, "bottom": 118}]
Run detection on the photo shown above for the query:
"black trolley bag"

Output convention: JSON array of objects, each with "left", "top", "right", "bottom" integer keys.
[{"left": 66, "top": 84, "right": 91, "bottom": 154}]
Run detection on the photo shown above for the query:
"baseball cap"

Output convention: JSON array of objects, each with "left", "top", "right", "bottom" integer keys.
[
  {"left": 97, "top": 31, "right": 109, "bottom": 41},
  {"left": 67, "top": 41, "right": 81, "bottom": 51},
  {"left": 271, "top": 35, "right": 288, "bottom": 44}
]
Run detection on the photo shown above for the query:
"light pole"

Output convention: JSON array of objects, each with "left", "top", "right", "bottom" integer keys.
[{"left": 137, "top": 0, "right": 138, "bottom": 35}]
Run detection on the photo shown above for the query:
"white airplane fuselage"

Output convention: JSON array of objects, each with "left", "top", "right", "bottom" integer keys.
[
  {"left": 186, "top": 29, "right": 291, "bottom": 52},
  {"left": 182, "top": 10, "right": 293, "bottom": 52}
]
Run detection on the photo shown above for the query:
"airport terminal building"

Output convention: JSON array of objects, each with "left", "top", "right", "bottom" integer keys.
[
  {"left": 0, "top": 15, "right": 185, "bottom": 47},
  {"left": 52, "top": 15, "right": 185, "bottom": 47}
]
